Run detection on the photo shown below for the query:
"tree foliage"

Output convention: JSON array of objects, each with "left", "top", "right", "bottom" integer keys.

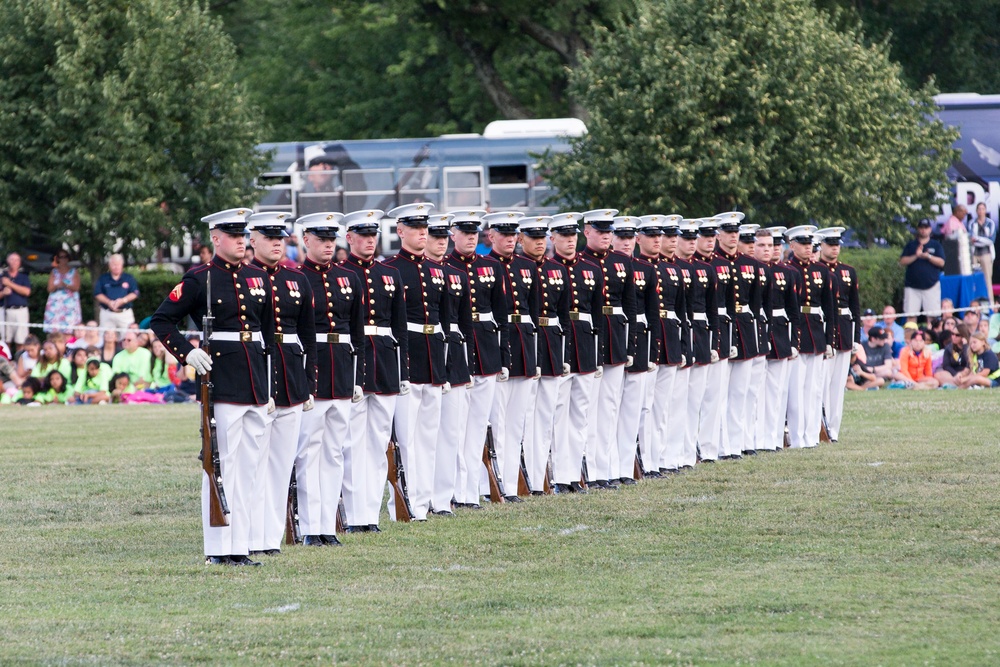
[
  {"left": 542, "top": 0, "right": 959, "bottom": 241},
  {"left": 0, "top": 0, "right": 269, "bottom": 274}
]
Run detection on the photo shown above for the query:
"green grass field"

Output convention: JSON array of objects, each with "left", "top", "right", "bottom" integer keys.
[{"left": 2, "top": 391, "right": 1000, "bottom": 666}]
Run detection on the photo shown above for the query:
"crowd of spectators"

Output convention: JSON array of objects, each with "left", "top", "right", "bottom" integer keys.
[{"left": 850, "top": 297, "right": 1000, "bottom": 391}]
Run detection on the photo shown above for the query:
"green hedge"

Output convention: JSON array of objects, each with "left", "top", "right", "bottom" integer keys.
[
  {"left": 840, "top": 247, "right": 905, "bottom": 312},
  {"left": 26, "top": 270, "right": 183, "bottom": 330}
]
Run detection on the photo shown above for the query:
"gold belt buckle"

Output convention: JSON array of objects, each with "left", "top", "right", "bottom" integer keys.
[
  {"left": 422, "top": 324, "right": 436, "bottom": 335},
  {"left": 569, "top": 311, "right": 581, "bottom": 320},
  {"left": 240, "top": 331, "right": 252, "bottom": 343},
  {"left": 602, "top": 306, "right": 614, "bottom": 315},
  {"left": 509, "top": 314, "right": 522, "bottom": 324},
  {"left": 327, "top": 333, "right": 341, "bottom": 344},
  {"left": 538, "top": 316, "right": 551, "bottom": 327},
  {"left": 275, "top": 333, "right": 285, "bottom": 344},
  {"left": 472, "top": 312, "right": 481, "bottom": 323},
  {"left": 659, "top": 310, "right": 670, "bottom": 319}
]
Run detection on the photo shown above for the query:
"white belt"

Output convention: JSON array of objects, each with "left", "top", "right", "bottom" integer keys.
[
  {"left": 537, "top": 317, "right": 561, "bottom": 327},
  {"left": 718, "top": 307, "right": 727, "bottom": 316},
  {"left": 316, "top": 333, "right": 351, "bottom": 345},
  {"left": 407, "top": 322, "right": 443, "bottom": 335},
  {"left": 210, "top": 331, "right": 263, "bottom": 344},
  {"left": 692, "top": 312, "right": 708, "bottom": 322},
  {"left": 274, "top": 333, "right": 301, "bottom": 346},
  {"left": 471, "top": 312, "right": 496, "bottom": 324},
  {"left": 509, "top": 314, "right": 534, "bottom": 326},
  {"left": 569, "top": 311, "right": 592, "bottom": 324},
  {"left": 602, "top": 306, "right": 625, "bottom": 316},
  {"left": 772, "top": 308, "right": 787, "bottom": 319},
  {"left": 659, "top": 310, "right": 678, "bottom": 321},
  {"left": 363, "top": 325, "right": 394, "bottom": 337},
  {"left": 635, "top": 314, "right": 648, "bottom": 326},
  {"left": 839, "top": 307, "right": 852, "bottom": 316}
]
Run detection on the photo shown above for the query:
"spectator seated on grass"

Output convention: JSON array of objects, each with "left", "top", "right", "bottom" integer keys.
[
  {"left": 963, "top": 332, "right": 1000, "bottom": 389},
  {"left": 1, "top": 342, "right": 24, "bottom": 392},
  {"left": 68, "top": 348, "right": 89, "bottom": 388},
  {"left": 68, "top": 320, "right": 101, "bottom": 351},
  {"left": 859, "top": 308, "right": 877, "bottom": 344},
  {"left": 862, "top": 326, "right": 895, "bottom": 382},
  {"left": 74, "top": 357, "right": 113, "bottom": 404},
  {"left": 934, "top": 322, "right": 970, "bottom": 389},
  {"left": 15, "top": 334, "right": 40, "bottom": 378},
  {"left": 882, "top": 305, "right": 906, "bottom": 343},
  {"left": 40, "top": 370, "right": 73, "bottom": 404},
  {"left": 108, "top": 371, "right": 164, "bottom": 405},
  {"left": 846, "top": 346, "right": 884, "bottom": 390},
  {"left": 111, "top": 331, "right": 153, "bottom": 389},
  {"left": 892, "top": 330, "right": 939, "bottom": 389},
  {"left": 963, "top": 308, "right": 982, "bottom": 338},
  {"left": 30, "top": 339, "right": 71, "bottom": 381},
  {"left": 1, "top": 376, "right": 43, "bottom": 405},
  {"left": 149, "top": 338, "right": 190, "bottom": 403}
]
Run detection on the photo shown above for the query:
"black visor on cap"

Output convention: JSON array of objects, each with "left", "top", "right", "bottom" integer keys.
[
  {"left": 679, "top": 229, "right": 699, "bottom": 239},
  {"left": 822, "top": 237, "right": 841, "bottom": 245},
  {"left": 639, "top": 227, "right": 664, "bottom": 236},
  {"left": 521, "top": 228, "right": 549, "bottom": 238},
  {"left": 255, "top": 225, "right": 290, "bottom": 238},
  {"left": 698, "top": 228, "right": 718, "bottom": 237},
  {"left": 452, "top": 222, "right": 480, "bottom": 233},
  {"left": 718, "top": 222, "right": 741, "bottom": 232},
  {"left": 397, "top": 216, "right": 429, "bottom": 227},
  {"left": 427, "top": 227, "right": 451, "bottom": 237},
  {"left": 348, "top": 224, "right": 379, "bottom": 235},
  {"left": 587, "top": 220, "right": 615, "bottom": 231},
  {"left": 613, "top": 229, "right": 636, "bottom": 237},
  {"left": 491, "top": 224, "right": 519, "bottom": 235},
  {"left": 306, "top": 226, "right": 338, "bottom": 239},
  {"left": 551, "top": 225, "right": 579, "bottom": 235},
  {"left": 214, "top": 222, "right": 248, "bottom": 235}
]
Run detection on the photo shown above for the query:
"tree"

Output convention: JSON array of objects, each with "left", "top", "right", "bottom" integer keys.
[
  {"left": 542, "top": 0, "right": 959, "bottom": 242},
  {"left": 0, "top": 0, "right": 270, "bottom": 279}
]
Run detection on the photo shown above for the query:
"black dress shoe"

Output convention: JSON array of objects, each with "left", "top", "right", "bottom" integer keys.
[
  {"left": 569, "top": 481, "right": 588, "bottom": 494},
  {"left": 468, "top": 503, "right": 483, "bottom": 510},
  {"left": 553, "top": 483, "right": 571, "bottom": 494},
  {"left": 205, "top": 555, "right": 230, "bottom": 566},
  {"left": 619, "top": 477, "right": 638, "bottom": 486},
  {"left": 743, "top": 449, "right": 757, "bottom": 456},
  {"left": 700, "top": 458, "right": 716, "bottom": 463},
  {"left": 644, "top": 470, "right": 662, "bottom": 478},
  {"left": 530, "top": 490, "right": 545, "bottom": 496},
  {"left": 304, "top": 535, "right": 325, "bottom": 546},
  {"left": 263, "top": 549, "right": 281, "bottom": 556},
  {"left": 680, "top": 465, "right": 693, "bottom": 471},
  {"left": 503, "top": 495, "right": 524, "bottom": 503},
  {"left": 430, "top": 509, "right": 456, "bottom": 517},
  {"left": 345, "top": 525, "right": 367, "bottom": 533},
  {"left": 321, "top": 534, "right": 343, "bottom": 546},
  {"left": 658, "top": 467, "right": 672, "bottom": 474},
  {"left": 230, "top": 555, "right": 262, "bottom": 566},
  {"left": 248, "top": 550, "right": 263, "bottom": 557},
  {"left": 367, "top": 524, "right": 381, "bottom": 533}
]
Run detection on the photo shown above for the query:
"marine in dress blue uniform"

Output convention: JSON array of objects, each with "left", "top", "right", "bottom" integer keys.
[
  {"left": 340, "top": 209, "right": 409, "bottom": 530},
  {"left": 818, "top": 227, "right": 860, "bottom": 442},
  {"left": 150, "top": 208, "right": 273, "bottom": 566},
  {"left": 736, "top": 223, "right": 770, "bottom": 455},
  {"left": 695, "top": 217, "right": 731, "bottom": 461},
  {"left": 384, "top": 203, "right": 452, "bottom": 521},
  {"left": 294, "top": 212, "right": 365, "bottom": 545}
]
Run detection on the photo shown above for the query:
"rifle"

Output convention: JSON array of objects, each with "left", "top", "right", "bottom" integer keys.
[
  {"left": 543, "top": 458, "right": 554, "bottom": 495},
  {"left": 386, "top": 426, "right": 413, "bottom": 522},
  {"left": 199, "top": 272, "right": 230, "bottom": 527},
  {"left": 580, "top": 455, "right": 590, "bottom": 491},
  {"left": 284, "top": 467, "right": 301, "bottom": 545},
  {"left": 783, "top": 425, "right": 791, "bottom": 449},
  {"left": 517, "top": 450, "right": 531, "bottom": 497},
  {"left": 481, "top": 425, "right": 506, "bottom": 503},
  {"left": 633, "top": 440, "right": 646, "bottom": 480},
  {"left": 819, "top": 410, "right": 832, "bottom": 443},
  {"left": 336, "top": 496, "right": 347, "bottom": 535}
]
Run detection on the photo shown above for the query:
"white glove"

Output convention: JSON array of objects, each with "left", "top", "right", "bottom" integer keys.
[
  {"left": 352, "top": 385, "right": 364, "bottom": 403},
  {"left": 626, "top": 355, "right": 634, "bottom": 368},
  {"left": 303, "top": 394, "right": 315, "bottom": 412},
  {"left": 533, "top": 366, "right": 541, "bottom": 379},
  {"left": 498, "top": 367, "right": 509, "bottom": 382},
  {"left": 710, "top": 349, "right": 720, "bottom": 363},
  {"left": 594, "top": 365, "right": 604, "bottom": 379},
  {"left": 680, "top": 355, "right": 686, "bottom": 367},
  {"left": 647, "top": 362, "right": 656, "bottom": 372},
  {"left": 267, "top": 397, "right": 276, "bottom": 414},
  {"left": 790, "top": 347, "right": 799, "bottom": 360},
  {"left": 186, "top": 348, "right": 212, "bottom": 375},
  {"left": 852, "top": 342, "right": 861, "bottom": 355},
  {"left": 442, "top": 381, "right": 452, "bottom": 395},
  {"left": 561, "top": 362, "right": 571, "bottom": 377},
  {"left": 729, "top": 346, "right": 738, "bottom": 359},
  {"left": 824, "top": 345, "right": 834, "bottom": 359},
  {"left": 399, "top": 380, "right": 411, "bottom": 396}
]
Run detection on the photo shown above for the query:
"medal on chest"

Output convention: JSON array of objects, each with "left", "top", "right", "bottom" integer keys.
[
  {"left": 758, "top": 268, "right": 767, "bottom": 284},
  {"left": 519, "top": 268, "right": 532, "bottom": 286},
  {"left": 582, "top": 269, "right": 595, "bottom": 287},
  {"left": 774, "top": 271, "right": 786, "bottom": 286},
  {"left": 447, "top": 273, "right": 462, "bottom": 293},
  {"left": 429, "top": 266, "right": 445, "bottom": 286},
  {"left": 382, "top": 274, "right": 396, "bottom": 293},
  {"left": 336, "top": 276, "right": 352, "bottom": 295},
  {"left": 285, "top": 279, "right": 301, "bottom": 299},
  {"left": 697, "top": 269, "right": 708, "bottom": 285},
  {"left": 633, "top": 269, "right": 646, "bottom": 288},
  {"left": 247, "top": 276, "right": 265, "bottom": 297},
  {"left": 840, "top": 269, "right": 852, "bottom": 284},
  {"left": 477, "top": 266, "right": 495, "bottom": 283},
  {"left": 716, "top": 265, "right": 730, "bottom": 282},
  {"left": 740, "top": 265, "right": 755, "bottom": 281},
  {"left": 811, "top": 270, "right": 823, "bottom": 286},
  {"left": 681, "top": 269, "right": 691, "bottom": 285},
  {"left": 614, "top": 262, "right": 626, "bottom": 279},
  {"left": 547, "top": 269, "right": 564, "bottom": 288},
  {"left": 666, "top": 267, "right": 678, "bottom": 283}
]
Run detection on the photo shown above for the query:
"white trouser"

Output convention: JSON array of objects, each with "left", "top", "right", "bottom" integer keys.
[
  {"left": 686, "top": 364, "right": 709, "bottom": 462},
  {"left": 250, "top": 404, "right": 303, "bottom": 551},
  {"left": 804, "top": 353, "right": 826, "bottom": 447},
  {"left": 699, "top": 359, "right": 728, "bottom": 460},
  {"left": 787, "top": 354, "right": 823, "bottom": 448},
  {"left": 745, "top": 356, "right": 767, "bottom": 452},
  {"left": 344, "top": 392, "right": 396, "bottom": 526},
  {"left": 785, "top": 355, "right": 807, "bottom": 449},
  {"left": 726, "top": 359, "right": 753, "bottom": 455},
  {"left": 587, "top": 364, "right": 625, "bottom": 481},
  {"left": 651, "top": 364, "right": 678, "bottom": 470},
  {"left": 98, "top": 308, "right": 135, "bottom": 333},
  {"left": 761, "top": 359, "right": 791, "bottom": 450},
  {"left": 393, "top": 383, "right": 443, "bottom": 520},
  {"left": 664, "top": 366, "right": 691, "bottom": 469},
  {"left": 295, "top": 398, "right": 350, "bottom": 536},
  {"left": 553, "top": 372, "right": 594, "bottom": 484},
  {"left": 823, "top": 351, "right": 851, "bottom": 440},
  {"left": 434, "top": 383, "right": 469, "bottom": 511},
  {"left": 615, "top": 371, "right": 648, "bottom": 479},
  {"left": 637, "top": 366, "right": 659, "bottom": 473},
  {"left": 490, "top": 376, "right": 537, "bottom": 495},
  {"left": 457, "top": 374, "right": 498, "bottom": 504},
  {"left": 203, "top": 403, "right": 266, "bottom": 557},
  {"left": 526, "top": 375, "right": 561, "bottom": 492}
]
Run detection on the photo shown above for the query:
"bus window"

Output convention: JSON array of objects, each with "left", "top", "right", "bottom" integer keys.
[
  {"left": 488, "top": 165, "right": 529, "bottom": 210},
  {"left": 444, "top": 167, "right": 485, "bottom": 210},
  {"left": 343, "top": 168, "right": 394, "bottom": 212},
  {"left": 255, "top": 173, "right": 294, "bottom": 213}
]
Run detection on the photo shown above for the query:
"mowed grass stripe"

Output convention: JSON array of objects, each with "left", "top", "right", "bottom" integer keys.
[{"left": 1, "top": 392, "right": 999, "bottom": 665}]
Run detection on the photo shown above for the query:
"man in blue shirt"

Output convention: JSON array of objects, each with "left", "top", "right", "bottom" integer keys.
[
  {"left": 1, "top": 252, "right": 32, "bottom": 350},
  {"left": 899, "top": 220, "right": 945, "bottom": 323},
  {"left": 93, "top": 253, "right": 140, "bottom": 332}
]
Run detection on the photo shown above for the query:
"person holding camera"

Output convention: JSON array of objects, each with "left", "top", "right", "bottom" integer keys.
[{"left": 899, "top": 220, "right": 945, "bottom": 323}]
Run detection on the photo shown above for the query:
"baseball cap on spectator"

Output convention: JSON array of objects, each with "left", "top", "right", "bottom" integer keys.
[
  {"left": 862, "top": 308, "right": 876, "bottom": 317},
  {"left": 904, "top": 321, "right": 919, "bottom": 330},
  {"left": 868, "top": 326, "right": 887, "bottom": 340},
  {"left": 916, "top": 219, "right": 932, "bottom": 228}
]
